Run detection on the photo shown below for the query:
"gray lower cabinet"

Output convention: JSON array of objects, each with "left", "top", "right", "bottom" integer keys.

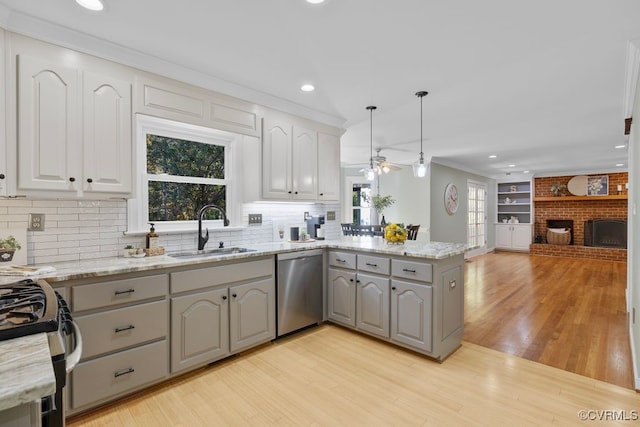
[
  {"left": 68, "top": 273, "right": 169, "bottom": 413},
  {"left": 327, "top": 250, "right": 463, "bottom": 361},
  {"left": 327, "top": 267, "right": 356, "bottom": 327},
  {"left": 356, "top": 273, "right": 390, "bottom": 338},
  {"left": 390, "top": 279, "right": 432, "bottom": 352},
  {"left": 171, "top": 288, "right": 229, "bottom": 373},
  {"left": 229, "top": 278, "right": 275, "bottom": 353},
  {"left": 170, "top": 257, "right": 275, "bottom": 374}
]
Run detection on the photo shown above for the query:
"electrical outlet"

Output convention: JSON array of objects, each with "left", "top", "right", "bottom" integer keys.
[
  {"left": 326, "top": 211, "right": 336, "bottom": 221},
  {"left": 28, "top": 213, "right": 45, "bottom": 231},
  {"left": 248, "top": 213, "right": 262, "bottom": 224}
]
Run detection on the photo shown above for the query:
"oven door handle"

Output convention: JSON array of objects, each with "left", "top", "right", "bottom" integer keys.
[{"left": 66, "top": 320, "right": 83, "bottom": 374}]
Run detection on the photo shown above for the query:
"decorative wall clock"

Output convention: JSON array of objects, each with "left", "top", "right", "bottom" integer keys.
[{"left": 444, "top": 182, "right": 459, "bottom": 215}]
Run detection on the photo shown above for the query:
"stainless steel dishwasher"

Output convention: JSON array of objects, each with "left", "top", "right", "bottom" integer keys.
[{"left": 276, "top": 249, "right": 323, "bottom": 337}]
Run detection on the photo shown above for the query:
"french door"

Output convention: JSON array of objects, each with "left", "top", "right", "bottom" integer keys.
[{"left": 467, "top": 180, "right": 487, "bottom": 257}]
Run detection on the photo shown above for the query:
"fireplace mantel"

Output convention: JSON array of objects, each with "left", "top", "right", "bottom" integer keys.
[{"left": 534, "top": 195, "right": 627, "bottom": 202}]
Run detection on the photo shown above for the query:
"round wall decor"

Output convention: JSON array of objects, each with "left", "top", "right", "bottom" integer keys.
[{"left": 444, "top": 182, "right": 459, "bottom": 215}]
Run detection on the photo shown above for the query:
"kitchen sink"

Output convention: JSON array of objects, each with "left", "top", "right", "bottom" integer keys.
[{"left": 168, "top": 247, "right": 256, "bottom": 259}]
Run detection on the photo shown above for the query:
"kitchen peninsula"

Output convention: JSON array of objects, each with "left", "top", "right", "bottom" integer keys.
[{"left": 1, "top": 238, "right": 466, "bottom": 417}]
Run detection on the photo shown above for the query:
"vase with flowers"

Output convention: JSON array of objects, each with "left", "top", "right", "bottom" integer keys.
[{"left": 372, "top": 194, "right": 395, "bottom": 225}]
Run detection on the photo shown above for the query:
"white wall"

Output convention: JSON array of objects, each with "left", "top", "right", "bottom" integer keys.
[{"left": 629, "top": 73, "right": 640, "bottom": 390}]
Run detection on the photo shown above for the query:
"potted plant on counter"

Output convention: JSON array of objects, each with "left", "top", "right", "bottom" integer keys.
[
  {"left": 0, "top": 235, "right": 22, "bottom": 262},
  {"left": 372, "top": 194, "right": 395, "bottom": 225}
]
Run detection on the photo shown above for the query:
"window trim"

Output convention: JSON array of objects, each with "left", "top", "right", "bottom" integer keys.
[{"left": 128, "top": 114, "right": 242, "bottom": 234}]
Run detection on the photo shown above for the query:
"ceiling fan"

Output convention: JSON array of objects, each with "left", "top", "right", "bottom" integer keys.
[{"left": 357, "top": 148, "right": 403, "bottom": 175}]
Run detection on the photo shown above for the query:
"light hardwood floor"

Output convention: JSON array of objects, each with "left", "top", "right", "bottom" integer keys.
[
  {"left": 68, "top": 325, "right": 639, "bottom": 426},
  {"left": 464, "top": 252, "right": 632, "bottom": 389}
]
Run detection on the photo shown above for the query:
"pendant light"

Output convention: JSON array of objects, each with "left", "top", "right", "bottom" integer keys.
[
  {"left": 364, "top": 105, "right": 377, "bottom": 181},
  {"left": 413, "top": 91, "right": 429, "bottom": 178}
]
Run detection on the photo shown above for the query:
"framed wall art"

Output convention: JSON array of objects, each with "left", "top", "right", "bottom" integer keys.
[{"left": 587, "top": 175, "right": 608, "bottom": 196}]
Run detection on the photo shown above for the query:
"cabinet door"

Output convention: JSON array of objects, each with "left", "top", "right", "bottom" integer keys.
[
  {"left": 17, "top": 54, "right": 81, "bottom": 191},
  {"left": 292, "top": 126, "right": 317, "bottom": 200},
  {"left": 262, "top": 117, "right": 292, "bottom": 199},
  {"left": 495, "top": 224, "right": 512, "bottom": 249},
  {"left": 511, "top": 224, "right": 532, "bottom": 250},
  {"left": 327, "top": 268, "right": 357, "bottom": 327},
  {"left": 83, "top": 71, "right": 132, "bottom": 194},
  {"left": 356, "top": 273, "right": 390, "bottom": 338},
  {"left": 390, "top": 279, "right": 432, "bottom": 352},
  {"left": 170, "top": 288, "right": 229, "bottom": 373},
  {"left": 229, "top": 278, "right": 275, "bottom": 353},
  {"left": 317, "top": 132, "right": 340, "bottom": 201}
]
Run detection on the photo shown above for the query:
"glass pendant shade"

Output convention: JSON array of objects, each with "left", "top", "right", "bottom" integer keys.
[
  {"left": 364, "top": 167, "right": 375, "bottom": 181},
  {"left": 413, "top": 91, "right": 428, "bottom": 178}
]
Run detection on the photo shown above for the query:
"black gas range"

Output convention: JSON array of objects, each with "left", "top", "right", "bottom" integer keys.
[{"left": 0, "top": 278, "right": 81, "bottom": 427}]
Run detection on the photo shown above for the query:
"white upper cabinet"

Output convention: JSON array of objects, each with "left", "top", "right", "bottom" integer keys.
[
  {"left": 317, "top": 132, "right": 340, "bottom": 201},
  {"left": 17, "top": 55, "right": 82, "bottom": 192},
  {"left": 292, "top": 126, "right": 318, "bottom": 200},
  {"left": 11, "top": 34, "right": 134, "bottom": 197},
  {"left": 262, "top": 112, "right": 340, "bottom": 202},
  {"left": 83, "top": 71, "right": 132, "bottom": 193}
]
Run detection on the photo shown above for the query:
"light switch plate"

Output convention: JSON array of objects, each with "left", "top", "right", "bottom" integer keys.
[
  {"left": 326, "top": 211, "right": 336, "bottom": 221},
  {"left": 28, "top": 213, "right": 45, "bottom": 231},
  {"left": 248, "top": 213, "right": 262, "bottom": 224}
]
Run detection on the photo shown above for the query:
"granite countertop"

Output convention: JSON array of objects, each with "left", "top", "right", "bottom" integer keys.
[
  {"left": 0, "top": 333, "right": 55, "bottom": 411},
  {"left": 0, "top": 238, "right": 467, "bottom": 285}
]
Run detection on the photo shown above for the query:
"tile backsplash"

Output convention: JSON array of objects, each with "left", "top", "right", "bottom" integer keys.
[{"left": 0, "top": 199, "right": 341, "bottom": 265}]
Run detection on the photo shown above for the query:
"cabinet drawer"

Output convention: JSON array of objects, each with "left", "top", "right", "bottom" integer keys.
[
  {"left": 357, "top": 254, "right": 390, "bottom": 275},
  {"left": 76, "top": 300, "right": 167, "bottom": 359},
  {"left": 171, "top": 258, "right": 273, "bottom": 294},
  {"left": 391, "top": 259, "right": 432, "bottom": 283},
  {"left": 328, "top": 251, "right": 356, "bottom": 270},
  {"left": 71, "top": 340, "right": 167, "bottom": 409},
  {"left": 72, "top": 274, "right": 168, "bottom": 312}
]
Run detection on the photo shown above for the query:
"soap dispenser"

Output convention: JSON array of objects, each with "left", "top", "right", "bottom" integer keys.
[{"left": 146, "top": 223, "right": 159, "bottom": 249}]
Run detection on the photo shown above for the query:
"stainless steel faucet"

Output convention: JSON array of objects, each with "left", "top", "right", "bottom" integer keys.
[{"left": 197, "top": 204, "right": 229, "bottom": 250}]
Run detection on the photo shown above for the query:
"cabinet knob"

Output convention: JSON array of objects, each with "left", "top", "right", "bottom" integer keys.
[
  {"left": 349, "top": 278, "right": 354, "bottom": 282},
  {"left": 392, "top": 286, "right": 396, "bottom": 291},
  {"left": 319, "top": 193, "right": 324, "bottom": 196},
  {"left": 69, "top": 177, "right": 76, "bottom": 182},
  {"left": 0, "top": 174, "right": 4, "bottom": 180},
  {"left": 294, "top": 191, "right": 298, "bottom": 194},
  {"left": 232, "top": 293, "right": 237, "bottom": 298},
  {"left": 86, "top": 178, "right": 93, "bottom": 183},
  {"left": 288, "top": 191, "right": 292, "bottom": 194},
  {"left": 222, "top": 295, "right": 227, "bottom": 300}
]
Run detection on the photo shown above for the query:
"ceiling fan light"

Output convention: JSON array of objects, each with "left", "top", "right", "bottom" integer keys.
[
  {"left": 382, "top": 165, "right": 390, "bottom": 174},
  {"left": 75, "top": 0, "right": 104, "bottom": 11}
]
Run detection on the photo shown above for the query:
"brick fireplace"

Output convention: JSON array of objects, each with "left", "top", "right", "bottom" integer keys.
[{"left": 529, "top": 173, "right": 628, "bottom": 262}]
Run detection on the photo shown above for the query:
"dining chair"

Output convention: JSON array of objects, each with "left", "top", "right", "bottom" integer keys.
[
  {"left": 406, "top": 224, "right": 420, "bottom": 240},
  {"left": 341, "top": 223, "right": 354, "bottom": 236}
]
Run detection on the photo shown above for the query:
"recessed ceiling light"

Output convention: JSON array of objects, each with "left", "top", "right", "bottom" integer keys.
[
  {"left": 616, "top": 163, "right": 624, "bottom": 167},
  {"left": 306, "top": 0, "right": 326, "bottom": 4},
  {"left": 300, "top": 84, "right": 315, "bottom": 92},
  {"left": 75, "top": 0, "right": 104, "bottom": 11},
  {"left": 523, "top": 170, "right": 530, "bottom": 174},
  {"left": 488, "top": 155, "right": 497, "bottom": 159},
  {"left": 615, "top": 144, "right": 626, "bottom": 149},
  {"left": 508, "top": 164, "right": 516, "bottom": 168}
]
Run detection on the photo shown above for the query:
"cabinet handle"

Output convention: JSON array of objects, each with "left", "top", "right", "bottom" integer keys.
[
  {"left": 365, "top": 262, "right": 378, "bottom": 267},
  {"left": 449, "top": 280, "right": 457, "bottom": 289},
  {"left": 69, "top": 177, "right": 76, "bottom": 182},
  {"left": 349, "top": 278, "right": 354, "bottom": 282},
  {"left": 335, "top": 258, "right": 346, "bottom": 263},
  {"left": 86, "top": 178, "right": 93, "bottom": 183},
  {"left": 402, "top": 268, "right": 416, "bottom": 273},
  {"left": 114, "top": 368, "right": 135, "bottom": 378},
  {"left": 222, "top": 295, "right": 227, "bottom": 300},
  {"left": 356, "top": 280, "right": 361, "bottom": 283},
  {"left": 232, "top": 293, "right": 237, "bottom": 298},
  {"left": 114, "top": 325, "right": 135, "bottom": 333},
  {"left": 0, "top": 174, "right": 4, "bottom": 179},
  {"left": 114, "top": 288, "right": 135, "bottom": 296}
]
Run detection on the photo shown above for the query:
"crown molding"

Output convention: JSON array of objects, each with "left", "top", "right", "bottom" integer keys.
[{"left": 0, "top": 9, "right": 346, "bottom": 130}]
